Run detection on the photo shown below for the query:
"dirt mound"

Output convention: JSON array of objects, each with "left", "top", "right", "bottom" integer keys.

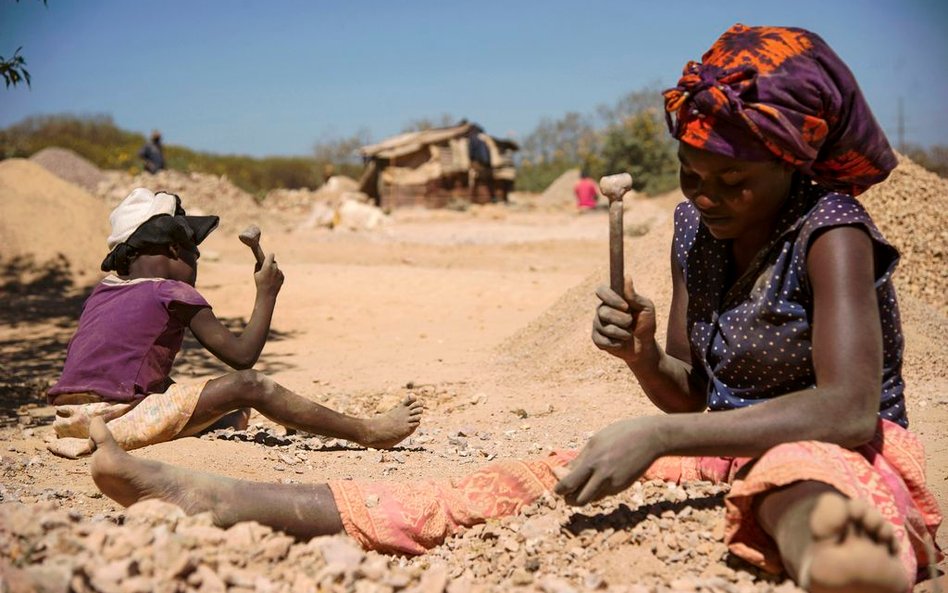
[
  {"left": 0, "top": 159, "right": 109, "bottom": 284},
  {"left": 860, "top": 154, "right": 948, "bottom": 315},
  {"left": 496, "top": 193, "right": 678, "bottom": 384},
  {"left": 537, "top": 169, "right": 580, "bottom": 209},
  {"left": 97, "top": 169, "right": 272, "bottom": 233},
  {"left": 29, "top": 147, "right": 106, "bottom": 193}
]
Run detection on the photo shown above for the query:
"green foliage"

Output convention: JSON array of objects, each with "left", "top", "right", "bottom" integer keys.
[
  {"left": 515, "top": 159, "right": 576, "bottom": 193},
  {"left": 597, "top": 109, "right": 679, "bottom": 195},
  {"left": 3, "top": 0, "right": 48, "bottom": 89},
  {"left": 0, "top": 114, "right": 144, "bottom": 169},
  {"left": 0, "top": 47, "right": 31, "bottom": 88},
  {"left": 0, "top": 114, "right": 365, "bottom": 196},
  {"left": 518, "top": 86, "right": 679, "bottom": 196},
  {"left": 903, "top": 144, "right": 948, "bottom": 179}
]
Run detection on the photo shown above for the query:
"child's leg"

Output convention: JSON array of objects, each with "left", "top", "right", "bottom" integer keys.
[
  {"left": 89, "top": 418, "right": 344, "bottom": 539},
  {"left": 178, "top": 370, "right": 423, "bottom": 449},
  {"left": 756, "top": 481, "right": 908, "bottom": 593}
]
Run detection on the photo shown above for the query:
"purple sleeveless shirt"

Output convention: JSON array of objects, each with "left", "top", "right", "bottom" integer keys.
[
  {"left": 673, "top": 181, "right": 908, "bottom": 427},
  {"left": 48, "top": 276, "right": 210, "bottom": 403}
]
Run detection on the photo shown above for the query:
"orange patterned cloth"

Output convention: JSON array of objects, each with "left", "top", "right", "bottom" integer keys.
[
  {"left": 51, "top": 380, "right": 206, "bottom": 451},
  {"left": 330, "top": 419, "right": 940, "bottom": 586},
  {"left": 329, "top": 451, "right": 577, "bottom": 555},
  {"left": 721, "top": 419, "right": 943, "bottom": 583}
]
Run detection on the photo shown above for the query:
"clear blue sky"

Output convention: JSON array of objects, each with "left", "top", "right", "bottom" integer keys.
[{"left": 2, "top": 0, "right": 945, "bottom": 157}]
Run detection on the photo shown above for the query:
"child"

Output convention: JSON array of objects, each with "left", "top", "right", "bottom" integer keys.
[
  {"left": 87, "top": 25, "right": 940, "bottom": 593},
  {"left": 48, "top": 188, "right": 422, "bottom": 458}
]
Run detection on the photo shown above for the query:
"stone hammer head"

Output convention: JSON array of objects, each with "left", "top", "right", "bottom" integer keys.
[
  {"left": 238, "top": 224, "right": 265, "bottom": 267},
  {"left": 599, "top": 173, "right": 633, "bottom": 203}
]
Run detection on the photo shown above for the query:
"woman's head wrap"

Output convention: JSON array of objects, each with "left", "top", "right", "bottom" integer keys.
[{"left": 663, "top": 23, "right": 896, "bottom": 195}]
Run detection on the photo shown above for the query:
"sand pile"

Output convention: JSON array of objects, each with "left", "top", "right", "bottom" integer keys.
[
  {"left": 29, "top": 147, "right": 106, "bottom": 193},
  {"left": 496, "top": 194, "right": 678, "bottom": 385},
  {"left": 0, "top": 159, "right": 109, "bottom": 284},
  {"left": 860, "top": 154, "right": 948, "bottom": 315},
  {"left": 536, "top": 169, "right": 581, "bottom": 210},
  {"left": 97, "top": 169, "right": 270, "bottom": 233}
]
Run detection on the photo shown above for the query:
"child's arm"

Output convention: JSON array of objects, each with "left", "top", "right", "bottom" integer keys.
[
  {"left": 188, "top": 253, "right": 285, "bottom": 370},
  {"left": 560, "top": 226, "right": 882, "bottom": 504}
]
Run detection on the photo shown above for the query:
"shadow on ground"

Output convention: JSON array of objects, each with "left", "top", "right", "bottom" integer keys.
[{"left": 0, "top": 256, "right": 297, "bottom": 428}]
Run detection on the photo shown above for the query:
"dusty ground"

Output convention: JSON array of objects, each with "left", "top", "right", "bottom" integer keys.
[{"left": 2, "top": 192, "right": 946, "bottom": 593}]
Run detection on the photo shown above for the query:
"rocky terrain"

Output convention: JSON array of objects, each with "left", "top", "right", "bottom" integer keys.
[{"left": 2, "top": 151, "right": 946, "bottom": 592}]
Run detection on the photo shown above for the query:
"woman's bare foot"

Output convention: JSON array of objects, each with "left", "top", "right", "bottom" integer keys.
[
  {"left": 356, "top": 395, "right": 423, "bottom": 449},
  {"left": 89, "top": 417, "right": 228, "bottom": 516},
  {"left": 796, "top": 492, "right": 908, "bottom": 593}
]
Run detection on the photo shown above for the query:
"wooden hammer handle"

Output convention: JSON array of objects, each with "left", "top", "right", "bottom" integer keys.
[
  {"left": 609, "top": 201, "right": 624, "bottom": 295},
  {"left": 599, "top": 173, "right": 633, "bottom": 296}
]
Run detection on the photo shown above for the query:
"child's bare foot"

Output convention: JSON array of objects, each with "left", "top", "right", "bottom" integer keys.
[
  {"left": 89, "top": 417, "right": 227, "bottom": 517},
  {"left": 356, "top": 395, "right": 423, "bottom": 449},
  {"left": 47, "top": 436, "right": 93, "bottom": 459},
  {"left": 797, "top": 492, "right": 908, "bottom": 593}
]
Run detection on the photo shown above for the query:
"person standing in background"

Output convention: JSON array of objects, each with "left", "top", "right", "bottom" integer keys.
[{"left": 139, "top": 130, "right": 166, "bottom": 174}]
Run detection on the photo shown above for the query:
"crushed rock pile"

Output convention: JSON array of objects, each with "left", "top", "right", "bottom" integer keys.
[
  {"left": 263, "top": 177, "right": 391, "bottom": 233},
  {"left": 263, "top": 176, "right": 361, "bottom": 218},
  {"left": 0, "top": 159, "right": 109, "bottom": 284},
  {"left": 860, "top": 154, "right": 948, "bottom": 315},
  {"left": 0, "top": 478, "right": 805, "bottom": 593},
  {"left": 29, "top": 147, "right": 106, "bottom": 193},
  {"left": 96, "top": 169, "right": 271, "bottom": 233}
]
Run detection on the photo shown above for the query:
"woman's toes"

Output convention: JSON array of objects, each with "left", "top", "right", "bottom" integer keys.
[{"left": 809, "top": 492, "right": 850, "bottom": 540}]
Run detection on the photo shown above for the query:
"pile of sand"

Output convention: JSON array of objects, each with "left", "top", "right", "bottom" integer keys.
[
  {"left": 496, "top": 193, "right": 679, "bottom": 385},
  {"left": 28, "top": 147, "right": 106, "bottom": 193},
  {"left": 0, "top": 159, "right": 109, "bottom": 284},
  {"left": 860, "top": 154, "right": 948, "bottom": 315},
  {"left": 536, "top": 168, "right": 580, "bottom": 210},
  {"left": 97, "top": 169, "right": 271, "bottom": 233}
]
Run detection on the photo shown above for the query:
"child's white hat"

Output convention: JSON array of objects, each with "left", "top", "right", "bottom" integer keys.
[{"left": 106, "top": 188, "right": 177, "bottom": 250}]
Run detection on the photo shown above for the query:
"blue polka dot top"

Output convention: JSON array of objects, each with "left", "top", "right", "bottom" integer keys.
[{"left": 673, "top": 179, "right": 908, "bottom": 427}]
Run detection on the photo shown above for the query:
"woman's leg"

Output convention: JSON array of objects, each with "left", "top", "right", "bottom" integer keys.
[
  {"left": 178, "top": 370, "right": 423, "bottom": 449},
  {"left": 756, "top": 481, "right": 909, "bottom": 593},
  {"left": 89, "top": 417, "right": 344, "bottom": 539}
]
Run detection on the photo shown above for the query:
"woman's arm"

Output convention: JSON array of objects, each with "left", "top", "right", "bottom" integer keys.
[
  {"left": 187, "top": 253, "right": 284, "bottom": 370},
  {"left": 661, "top": 225, "right": 882, "bottom": 455},
  {"left": 593, "top": 249, "right": 707, "bottom": 413},
  {"left": 560, "top": 226, "right": 882, "bottom": 504}
]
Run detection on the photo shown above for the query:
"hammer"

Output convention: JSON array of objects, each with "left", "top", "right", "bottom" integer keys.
[
  {"left": 238, "top": 224, "right": 266, "bottom": 269},
  {"left": 599, "top": 173, "right": 633, "bottom": 295}
]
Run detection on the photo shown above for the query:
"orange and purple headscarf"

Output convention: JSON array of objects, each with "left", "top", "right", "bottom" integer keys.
[{"left": 664, "top": 24, "right": 896, "bottom": 196}]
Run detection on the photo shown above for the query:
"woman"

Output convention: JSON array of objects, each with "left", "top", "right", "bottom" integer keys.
[
  {"left": 557, "top": 23, "right": 941, "bottom": 593},
  {"left": 88, "top": 24, "right": 940, "bottom": 593}
]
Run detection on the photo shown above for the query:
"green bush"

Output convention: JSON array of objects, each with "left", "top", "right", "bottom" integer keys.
[
  {"left": 0, "top": 114, "right": 362, "bottom": 196},
  {"left": 515, "top": 159, "right": 576, "bottom": 193},
  {"left": 596, "top": 109, "right": 679, "bottom": 195}
]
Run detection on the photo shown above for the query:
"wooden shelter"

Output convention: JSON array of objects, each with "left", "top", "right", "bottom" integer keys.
[{"left": 357, "top": 122, "right": 518, "bottom": 209}]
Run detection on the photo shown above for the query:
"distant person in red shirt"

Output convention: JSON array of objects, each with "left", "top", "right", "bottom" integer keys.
[{"left": 573, "top": 170, "right": 599, "bottom": 211}]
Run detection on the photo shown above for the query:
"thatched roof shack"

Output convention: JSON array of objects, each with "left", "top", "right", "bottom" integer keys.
[{"left": 358, "top": 122, "right": 518, "bottom": 209}]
